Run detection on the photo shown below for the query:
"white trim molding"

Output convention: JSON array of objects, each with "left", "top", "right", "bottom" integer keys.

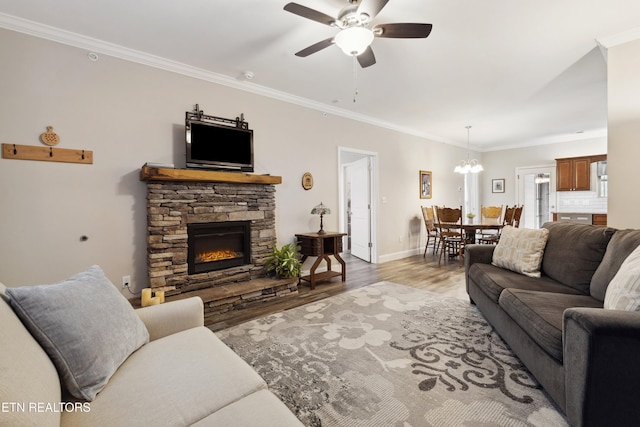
[
  {"left": 596, "top": 26, "right": 640, "bottom": 60},
  {"left": 0, "top": 12, "right": 448, "bottom": 146}
]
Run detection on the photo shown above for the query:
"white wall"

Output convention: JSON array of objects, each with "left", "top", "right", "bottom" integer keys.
[
  {"left": 607, "top": 38, "right": 640, "bottom": 228},
  {"left": 479, "top": 137, "right": 607, "bottom": 207},
  {"left": 0, "top": 29, "right": 471, "bottom": 288}
]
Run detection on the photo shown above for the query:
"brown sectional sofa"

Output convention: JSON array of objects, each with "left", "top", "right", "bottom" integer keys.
[{"left": 465, "top": 222, "right": 640, "bottom": 427}]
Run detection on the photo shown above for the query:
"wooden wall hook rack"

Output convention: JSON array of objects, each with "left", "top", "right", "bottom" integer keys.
[{"left": 2, "top": 143, "right": 93, "bottom": 164}]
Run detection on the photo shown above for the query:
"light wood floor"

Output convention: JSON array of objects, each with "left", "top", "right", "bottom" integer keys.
[{"left": 209, "top": 251, "right": 467, "bottom": 332}]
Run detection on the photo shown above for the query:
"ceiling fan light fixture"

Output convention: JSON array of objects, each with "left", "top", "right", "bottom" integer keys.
[{"left": 334, "top": 26, "right": 374, "bottom": 56}]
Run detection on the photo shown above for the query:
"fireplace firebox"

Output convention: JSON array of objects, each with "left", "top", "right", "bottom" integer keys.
[{"left": 187, "top": 221, "right": 251, "bottom": 275}]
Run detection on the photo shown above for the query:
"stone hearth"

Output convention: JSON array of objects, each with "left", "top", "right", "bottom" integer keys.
[{"left": 140, "top": 166, "right": 297, "bottom": 324}]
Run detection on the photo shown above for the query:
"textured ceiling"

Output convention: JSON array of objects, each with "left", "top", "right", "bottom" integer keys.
[{"left": 1, "top": 0, "right": 639, "bottom": 150}]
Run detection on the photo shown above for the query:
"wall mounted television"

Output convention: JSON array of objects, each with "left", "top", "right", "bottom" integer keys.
[{"left": 185, "top": 111, "right": 254, "bottom": 172}]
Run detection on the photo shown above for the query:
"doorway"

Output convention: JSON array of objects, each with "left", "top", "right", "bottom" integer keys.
[
  {"left": 338, "top": 148, "right": 377, "bottom": 263},
  {"left": 516, "top": 165, "right": 556, "bottom": 229}
]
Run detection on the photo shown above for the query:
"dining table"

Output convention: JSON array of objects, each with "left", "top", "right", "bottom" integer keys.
[{"left": 461, "top": 221, "right": 504, "bottom": 244}]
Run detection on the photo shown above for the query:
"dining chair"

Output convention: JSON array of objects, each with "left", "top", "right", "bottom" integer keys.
[
  {"left": 503, "top": 205, "right": 516, "bottom": 226},
  {"left": 478, "top": 205, "right": 512, "bottom": 244},
  {"left": 480, "top": 205, "right": 503, "bottom": 223},
  {"left": 421, "top": 206, "right": 439, "bottom": 256},
  {"left": 477, "top": 205, "right": 503, "bottom": 242},
  {"left": 435, "top": 205, "right": 464, "bottom": 266},
  {"left": 513, "top": 205, "right": 524, "bottom": 228}
]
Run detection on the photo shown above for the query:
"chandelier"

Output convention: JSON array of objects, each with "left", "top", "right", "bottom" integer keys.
[{"left": 454, "top": 125, "right": 484, "bottom": 174}]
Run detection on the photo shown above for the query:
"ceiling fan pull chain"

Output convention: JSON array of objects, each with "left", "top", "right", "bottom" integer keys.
[{"left": 353, "top": 55, "right": 358, "bottom": 103}]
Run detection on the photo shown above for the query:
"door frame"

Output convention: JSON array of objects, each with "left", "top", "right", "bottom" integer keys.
[
  {"left": 338, "top": 147, "right": 378, "bottom": 264},
  {"left": 515, "top": 164, "right": 557, "bottom": 229}
]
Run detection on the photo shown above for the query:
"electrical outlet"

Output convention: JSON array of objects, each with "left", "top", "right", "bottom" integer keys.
[{"left": 122, "top": 275, "right": 131, "bottom": 289}]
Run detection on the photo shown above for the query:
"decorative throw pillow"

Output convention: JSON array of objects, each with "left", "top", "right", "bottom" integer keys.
[
  {"left": 604, "top": 244, "right": 640, "bottom": 311},
  {"left": 6, "top": 265, "right": 149, "bottom": 401},
  {"left": 492, "top": 226, "right": 550, "bottom": 278}
]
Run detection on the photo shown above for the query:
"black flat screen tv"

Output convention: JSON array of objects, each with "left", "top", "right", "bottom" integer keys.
[{"left": 186, "top": 119, "right": 254, "bottom": 172}]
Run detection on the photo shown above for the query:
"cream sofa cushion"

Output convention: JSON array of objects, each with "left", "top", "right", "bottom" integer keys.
[
  {"left": 192, "top": 389, "right": 303, "bottom": 427},
  {"left": 0, "top": 281, "right": 6, "bottom": 299},
  {"left": 61, "top": 327, "right": 267, "bottom": 427},
  {"left": 492, "top": 226, "right": 549, "bottom": 278},
  {"left": 136, "top": 296, "right": 204, "bottom": 341},
  {"left": 1, "top": 286, "right": 62, "bottom": 427}
]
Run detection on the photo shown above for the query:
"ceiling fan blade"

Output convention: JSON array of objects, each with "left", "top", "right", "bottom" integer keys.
[
  {"left": 374, "top": 23, "right": 433, "bottom": 38},
  {"left": 283, "top": 3, "right": 335, "bottom": 26},
  {"left": 357, "top": 0, "right": 390, "bottom": 20},
  {"left": 357, "top": 46, "right": 376, "bottom": 68},
  {"left": 295, "top": 37, "right": 335, "bottom": 57}
]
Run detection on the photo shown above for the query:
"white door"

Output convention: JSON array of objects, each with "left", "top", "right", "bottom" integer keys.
[
  {"left": 516, "top": 166, "right": 556, "bottom": 229},
  {"left": 349, "top": 157, "right": 371, "bottom": 262}
]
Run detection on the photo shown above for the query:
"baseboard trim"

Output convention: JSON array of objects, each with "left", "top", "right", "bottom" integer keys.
[{"left": 378, "top": 248, "right": 422, "bottom": 264}]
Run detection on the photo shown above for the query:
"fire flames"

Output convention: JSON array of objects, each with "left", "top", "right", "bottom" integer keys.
[{"left": 196, "top": 249, "right": 241, "bottom": 264}]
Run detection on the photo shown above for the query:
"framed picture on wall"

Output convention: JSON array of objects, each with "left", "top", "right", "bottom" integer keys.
[
  {"left": 492, "top": 178, "right": 505, "bottom": 193},
  {"left": 420, "top": 170, "right": 432, "bottom": 199}
]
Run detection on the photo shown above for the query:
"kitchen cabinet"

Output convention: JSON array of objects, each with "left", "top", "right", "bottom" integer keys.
[
  {"left": 556, "top": 157, "right": 591, "bottom": 191},
  {"left": 556, "top": 154, "right": 607, "bottom": 191},
  {"left": 553, "top": 213, "right": 593, "bottom": 224},
  {"left": 552, "top": 213, "right": 607, "bottom": 226},
  {"left": 592, "top": 214, "right": 607, "bottom": 226}
]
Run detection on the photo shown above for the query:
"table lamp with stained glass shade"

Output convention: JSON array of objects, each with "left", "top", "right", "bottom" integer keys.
[{"left": 311, "top": 202, "right": 331, "bottom": 234}]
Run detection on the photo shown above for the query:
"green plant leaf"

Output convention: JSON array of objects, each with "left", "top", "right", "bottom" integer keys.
[{"left": 265, "top": 242, "right": 302, "bottom": 278}]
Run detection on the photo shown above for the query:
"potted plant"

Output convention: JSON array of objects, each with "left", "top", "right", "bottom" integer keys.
[
  {"left": 466, "top": 212, "right": 476, "bottom": 224},
  {"left": 265, "top": 242, "right": 302, "bottom": 278}
]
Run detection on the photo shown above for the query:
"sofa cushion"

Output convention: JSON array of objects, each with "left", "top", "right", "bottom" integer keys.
[
  {"left": 492, "top": 226, "right": 549, "bottom": 277},
  {"left": 61, "top": 326, "right": 267, "bottom": 427},
  {"left": 191, "top": 389, "right": 303, "bottom": 427},
  {"left": 469, "top": 263, "right": 583, "bottom": 304},
  {"left": 604, "top": 244, "right": 640, "bottom": 311},
  {"left": 1, "top": 285, "right": 62, "bottom": 427},
  {"left": 0, "top": 281, "right": 7, "bottom": 301},
  {"left": 499, "top": 289, "right": 602, "bottom": 362},
  {"left": 591, "top": 229, "right": 640, "bottom": 301},
  {"left": 6, "top": 265, "right": 149, "bottom": 401},
  {"left": 541, "top": 222, "right": 615, "bottom": 293}
]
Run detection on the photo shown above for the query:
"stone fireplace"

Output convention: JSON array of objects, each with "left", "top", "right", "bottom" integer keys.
[{"left": 140, "top": 166, "right": 297, "bottom": 326}]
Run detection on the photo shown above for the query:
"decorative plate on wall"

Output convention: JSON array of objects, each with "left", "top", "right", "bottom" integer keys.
[
  {"left": 40, "top": 126, "right": 60, "bottom": 146},
  {"left": 302, "top": 172, "right": 313, "bottom": 190}
]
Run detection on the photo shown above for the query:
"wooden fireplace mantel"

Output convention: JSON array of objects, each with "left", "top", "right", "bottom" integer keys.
[{"left": 140, "top": 165, "right": 282, "bottom": 185}]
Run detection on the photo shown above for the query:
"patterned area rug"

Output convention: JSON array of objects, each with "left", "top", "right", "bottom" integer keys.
[{"left": 217, "top": 282, "right": 568, "bottom": 427}]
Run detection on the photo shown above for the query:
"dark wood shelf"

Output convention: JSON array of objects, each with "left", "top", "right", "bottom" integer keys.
[
  {"left": 140, "top": 165, "right": 282, "bottom": 185},
  {"left": 299, "top": 270, "right": 342, "bottom": 283}
]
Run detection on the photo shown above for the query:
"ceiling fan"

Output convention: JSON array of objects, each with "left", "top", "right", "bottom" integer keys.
[{"left": 283, "top": 0, "right": 433, "bottom": 68}]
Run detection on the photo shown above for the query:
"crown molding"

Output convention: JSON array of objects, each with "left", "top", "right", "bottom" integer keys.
[
  {"left": 0, "top": 12, "right": 450, "bottom": 145},
  {"left": 596, "top": 26, "right": 640, "bottom": 49},
  {"left": 596, "top": 26, "right": 640, "bottom": 60},
  {"left": 480, "top": 128, "right": 607, "bottom": 152},
  {"left": 0, "top": 12, "right": 607, "bottom": 152}
]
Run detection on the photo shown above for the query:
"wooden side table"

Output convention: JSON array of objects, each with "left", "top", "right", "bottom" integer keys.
[{"left": 295, "top": 232, "right": 347, "bottom": 289}]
